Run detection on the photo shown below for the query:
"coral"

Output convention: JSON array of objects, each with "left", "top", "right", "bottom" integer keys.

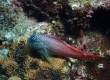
[
  {"left": 5, "top": 32, "right": 15, "bottom": 41},
  {"left": 0, "top": 73, "right": 8, "bottom": 80},
  {"left": 60, "top": 0, "right": 110, "bottom": 35},
  {"left": 0, "top": 49, "right": 9, "bottom": 58},
  {"left": 51, "top": 20, "right": 65, "bottom": 37},
  {"left": 76, "top": 31, "right": 110, "bottom": 80},
  {"left": 11, "top": 12, "right": 51, "bottom": 38},
  {"left": 59, "top": 6, "right": 91, "bottom": 35},
  {"left": 71, "top": 65, "right": 88, "bottom": 80},
  {"left": 0, "top": 57, "right": 18, "bottom": 76},
  {"left": 0, "top": 0, "right": 17, "bottom": 35},
  {"left": 8, "top": 76, "right": 21, "bottom": 80},
  {"left": 25, "top": 69, "right": 37, "bottom": 80},
  {"left": 1, "top": 0, "right": 110, "bottom": 80},
  {"left": 10, "top": 0, "right": 110, "bottom": 36},
  {"left": 11, "top": 0, "right": 67, "bottom": 21},
  {"left": 11, "top": 0, "right": 91, "bottom": 35}
]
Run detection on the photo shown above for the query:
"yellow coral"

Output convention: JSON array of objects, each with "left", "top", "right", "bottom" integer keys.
[
  {"left": 8, "top": 76, "right": 21, "bottom": 80},
  {"left": 0, "top": 57, "right": 18, "bottom": 76},
  {"left": 25, "top": 69, "right": 37, "bottom": 80}
]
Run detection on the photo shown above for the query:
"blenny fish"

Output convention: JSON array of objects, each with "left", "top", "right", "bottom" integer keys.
[{"left": 27, "top": 33, "right": 101, "bottom": 62}]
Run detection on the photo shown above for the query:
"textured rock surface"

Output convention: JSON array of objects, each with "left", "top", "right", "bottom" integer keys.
[{"left": 0, "top": 0, "right": 110, "bottom": 80}]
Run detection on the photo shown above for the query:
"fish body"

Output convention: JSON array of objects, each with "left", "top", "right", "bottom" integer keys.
[{"left": 27, "top": 33, "right": 100, "bottom": 62}]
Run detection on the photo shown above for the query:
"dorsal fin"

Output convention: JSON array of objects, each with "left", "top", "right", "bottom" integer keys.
[{"left": 44, "top": 34, "right": 68, "bottom": 45}]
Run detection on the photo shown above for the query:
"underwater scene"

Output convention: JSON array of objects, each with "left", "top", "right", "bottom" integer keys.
[{"left": 0, "top": 0, "right": 110, "bottom": 80}]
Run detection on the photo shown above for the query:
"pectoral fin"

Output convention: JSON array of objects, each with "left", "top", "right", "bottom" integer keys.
[{"left": 39, "top": 48, "right": 52, "bottom": 63}]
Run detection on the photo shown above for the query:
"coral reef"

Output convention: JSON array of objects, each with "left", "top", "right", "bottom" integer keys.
[
  {"left": 0, "top": 57, "right": 18, "bottom": 76},
  {"left": 11, "top": 0, "right": 110, "bottom": 36},
  {"left": 11, "top": 12, "right": 51, "bottom": 37},
  {"left": 11, "top": 0, "right": 67, "bottom": 21},
  {"left": 0, "top": 0, "right": 17, "bottom": 35},
  {"left": 0, "top": 49, "right": 9, "bottom": 58},
  {"left": 0, "top": 73, "right": 8, "bottom": 80},
  {"left": 11, "top": 0, "right": 91, "bottom": 35},
  {"left": 76, "top": 31, "right": 110, "bottom": 80},
  {"left": 7, "top": 36, "right": 70, "bottom": 80},
  {"left": 0, "top": 0, "right": 110, "bottom": 80},
  {"left": 71, "top": 65, "right": 88, "bottom": 80}
]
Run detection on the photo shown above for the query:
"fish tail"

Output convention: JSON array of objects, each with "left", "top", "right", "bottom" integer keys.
[{"left": 85, "top": 54, "right": 101, "bottom": 58}]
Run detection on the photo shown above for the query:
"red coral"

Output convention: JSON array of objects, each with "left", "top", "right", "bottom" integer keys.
[
  {"left": 11, "top": 0, "right": 110, "bottom": 35},
  {"left": 11, "top": 0, "right": 67, "bottom": 21}
]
